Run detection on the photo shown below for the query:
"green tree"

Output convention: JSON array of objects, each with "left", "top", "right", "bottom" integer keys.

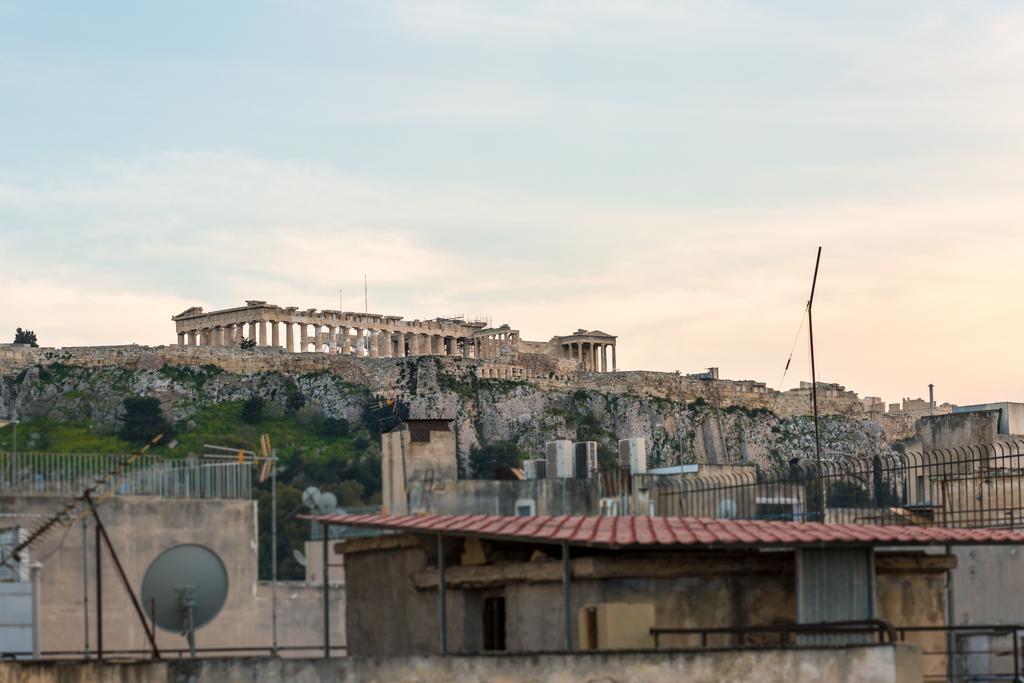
[
  {"left": 319, "top": 417, "right": 350, "bottom": 439},
  {"left": 14, "top": 328, "right": 38, "bottom": 347},
  {"left": 469, "top": 441, "right": 524, "bottom": 479},
  {"left": 241, "top": 397, "right": 264, "bottom": 424},
  {"left": 118, "top": 397, "right": 171, "bottom": 443}
]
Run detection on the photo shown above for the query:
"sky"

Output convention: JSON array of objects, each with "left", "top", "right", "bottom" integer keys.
[{"left": 1, "top": 1, "right": 1022, "bottom": 406}]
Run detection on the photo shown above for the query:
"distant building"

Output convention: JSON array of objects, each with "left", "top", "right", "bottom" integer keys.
[{"left": 953, "top": 402, "right": 1024, "bottom": 436}]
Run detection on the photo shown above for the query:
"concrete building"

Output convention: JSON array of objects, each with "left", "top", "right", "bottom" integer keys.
[
  {"left": 172, "top": 301, "right": 618, "bottom": 372},
  {"left": 953, "top": 402, "right": 1024, "bottom": 437},
  {"left": 0, "top": 490, "right": 343, "bottom": 657},
  {"left": 310, "top": 511, "right": 1024, "bottom": 682}
]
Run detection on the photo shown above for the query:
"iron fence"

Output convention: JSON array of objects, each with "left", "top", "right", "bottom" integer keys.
[
  {"left": 0, "top": 451, "right": 252, "bottom": 500},
  {"left": 639, "top": 440, "right": 1024, "bottom": 528}
]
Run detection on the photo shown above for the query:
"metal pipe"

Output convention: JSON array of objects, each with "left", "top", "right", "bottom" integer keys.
[
  {"left": 322, "top": 522, "right": 330, "bottom": 659},
  {"left": 562, "top": 540, "right": 572, "bottom": 652},
  {"left": 95, "top": 521, "right": 102, "bottom": 661},
  {"left": 29, "top": 562, "right": 40, "bottom": 659},
  {"left": 271, "top": 452, "right": 278, "bottom": 655},
  {"left": 437, "top": 534, "right": 447, "bottom": 654},
  {"left": 82, "top": 518, "right": 89, "bottom": 659}
]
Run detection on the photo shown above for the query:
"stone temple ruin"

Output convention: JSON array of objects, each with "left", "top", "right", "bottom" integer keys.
[{"left": 172, "top": 301, "right": 617, "bottom": 371}]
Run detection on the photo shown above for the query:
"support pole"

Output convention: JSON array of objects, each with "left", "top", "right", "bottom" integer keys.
[
  {"left": 271, "top": 454, "right": 278, "bottom": 655},
  {"left": 438, "top": 534, "right": 447, "bottom": 654},
  {"left": 82, "top": 518, "right": 89, "bottom": 659},
  {"left": 322, "top": 522, "right": 330, "bottom": 659},
  {"left": 562, "top": 540, "right": 572, "bottom": 652},
  {"left": 807, "top": 246, "right": 825, "bottom": 521},
  {"left": 95, "top": 521, "right": 102, "bottom": 661}
]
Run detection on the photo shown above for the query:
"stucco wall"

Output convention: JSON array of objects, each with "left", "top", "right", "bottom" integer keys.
[
  {"left": 0, "top": 646, "right": 923, "bottom": 683},
  {"left": 343, "top": 535, "right": 949, "bottom": 658},
  {"left": 0, "top": 495, "right": 343, "bottom": 656}
]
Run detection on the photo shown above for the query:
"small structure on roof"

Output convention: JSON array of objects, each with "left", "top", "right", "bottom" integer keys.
[{"left": 305, "top": 512, "right": 1024, "bottom": 662}]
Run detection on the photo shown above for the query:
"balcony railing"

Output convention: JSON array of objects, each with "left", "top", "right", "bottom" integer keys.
[{"left": 0, "top": 451, "right": 252, "bottom": 500}]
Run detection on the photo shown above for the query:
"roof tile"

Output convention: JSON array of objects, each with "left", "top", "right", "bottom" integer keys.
[{"left": 308, "top": 513, "right": 1024, "bottom": 549}]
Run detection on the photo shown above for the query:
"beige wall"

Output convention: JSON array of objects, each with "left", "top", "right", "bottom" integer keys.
[
  {"left": 0, "top": 646, "right": 923, "bottom": 683},
  {"left": 0, "top": 495, "right": 343, "bottom": 656},
  {"left": 382, "top": 425, "right": 458, "bottom": 515}
]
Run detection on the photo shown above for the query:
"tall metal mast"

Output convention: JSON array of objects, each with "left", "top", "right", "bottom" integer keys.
[{"left": 807, "top": 246, "right": 824, "bottom": 520}]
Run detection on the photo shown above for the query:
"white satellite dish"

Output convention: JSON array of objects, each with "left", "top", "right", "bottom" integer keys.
[
  {"left": 316, "top": 491, "right": 337, "bottom": 514},
  {"left": 293, "top": 549, "right": 307, "bottom": 567},
  {"left": 302, "top": 486, "right": 321, "bottom": 509}
]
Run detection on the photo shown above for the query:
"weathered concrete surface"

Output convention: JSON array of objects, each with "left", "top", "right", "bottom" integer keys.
[
  {"left": 342, "top": 538, "right": 949, "bottom": 658},
  {"left": 0, "top": 495, "right": 343, "bottom": 656},
  {"left": 0, "top": 646, "right": 922, "bottom": 683}
]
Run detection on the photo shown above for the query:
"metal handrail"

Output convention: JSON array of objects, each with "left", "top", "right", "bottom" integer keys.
[{"left": 650, "top": 619, "right": 896, "bottom": 649}]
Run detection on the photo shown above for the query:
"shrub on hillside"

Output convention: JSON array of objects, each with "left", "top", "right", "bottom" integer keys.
[{"left": 118, "top": 397, "right": 171, "bottom": 443}]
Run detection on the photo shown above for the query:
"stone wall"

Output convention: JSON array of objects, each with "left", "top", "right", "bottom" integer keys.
[{"left": 0, "top": 645, "right": 923, "bottom": 683}]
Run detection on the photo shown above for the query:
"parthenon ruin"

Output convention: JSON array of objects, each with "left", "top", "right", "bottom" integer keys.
[{"left": 172, "top": 301, "right": 617, "bottom": 371}]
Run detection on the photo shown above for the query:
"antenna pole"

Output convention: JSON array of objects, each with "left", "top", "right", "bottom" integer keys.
[
  {"left": 271, "top": 446, "right": 278, "bottom": 655},
  {"left": 807, "top": 246, "right": 824, "bottom": 521}
]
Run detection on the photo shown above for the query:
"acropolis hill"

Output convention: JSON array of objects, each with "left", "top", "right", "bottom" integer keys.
[{"left": 0, "top": 301, "right": 952, "bottom": 467}]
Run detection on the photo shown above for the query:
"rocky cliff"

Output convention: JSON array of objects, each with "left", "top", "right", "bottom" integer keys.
[{"left": 0, "top": 352, "right": 904, "bottom": 470}]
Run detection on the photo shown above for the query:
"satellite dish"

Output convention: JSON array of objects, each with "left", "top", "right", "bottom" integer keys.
[
  {"left": 293, "top": 549, "right": 307, "bottom": 567},
  {"left": 316, "top": 491, "right": 337, "bottom": 513},
  {"left": 302, "top": 486, "right": 321, "bottom": 509},
  {"left": 140, "top": 544, "right": 229, "bottom": 657}
]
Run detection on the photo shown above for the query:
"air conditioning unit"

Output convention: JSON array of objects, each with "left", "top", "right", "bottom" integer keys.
[
  {"left": 574, "top": 441, "right": 599, "bottom": 479},
  {"left": 618, "top": 438, "right": 647, "bottom": 475},
  {"left": 523, "top": 459, "right": 547, "bottom": 480},
  {"left": 545, "top": 440, "right": 575, "bottom": 479}
]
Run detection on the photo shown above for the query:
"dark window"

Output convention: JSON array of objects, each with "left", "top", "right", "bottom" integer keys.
[{"left": 483, "top": 596, "right": 506, "bottom": 651}]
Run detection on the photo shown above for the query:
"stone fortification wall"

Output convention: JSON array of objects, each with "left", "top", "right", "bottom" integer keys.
[{"left": 0, "top": 345, "right": 916, "bottom": 444}]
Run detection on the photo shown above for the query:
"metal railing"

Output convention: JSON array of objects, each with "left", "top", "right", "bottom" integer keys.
[
  {"left": 639, "top": 440, "right": 1024, "bottom": 528},
  {"left": 650, "top": 620, "right": 1023, "bottom": 681},
  {"left": 0, "top": 452, "right": 252, "bottom": 500},
  {"left": 650, "top": 619, "right": 896, "bottom": 649}
]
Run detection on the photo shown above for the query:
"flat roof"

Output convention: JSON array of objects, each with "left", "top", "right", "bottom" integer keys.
[{"left": 306, "top": 513, "right": 1024, "bottom": 550}]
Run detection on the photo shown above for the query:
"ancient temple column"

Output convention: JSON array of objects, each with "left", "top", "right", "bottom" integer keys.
[
  {"left": 255, "top": 321, "right": 265, "bottom": 346},
  {"left": 377, "top": 331, "right": 388, "bottom": 357},
  {"left": 421, "top": 334, "right": 431, "bottom": 356},
  {"left": 406, "top": 332, "right": 417, "bottom": 356},
  {"left": 349, "top": 328, "right": 360, "bottom": 356},
  {"left": 600, "top": 345, "right": 607, "bottom": 372},
  {"left": 271, "top": 321, "right": 280, "bottom": 348},
  {"left": 367, "top": 331, "right": 378, "bottom": 358},
  {"left": 187, "top": 331, "right": 196, "bottom": 346},
  {"left": 612, "top": 345, "right": 617, "bottom": 371},
  {"left": 177, "top": 332, "right": 185, "bottom": 346},
  {"left": 284, "top": 323, "right": 294, "bottom": 352}
]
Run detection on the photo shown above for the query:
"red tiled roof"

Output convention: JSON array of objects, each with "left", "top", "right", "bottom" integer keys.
[{"left": 305, "top": 513, "right": 1024, "bottom": 549}]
